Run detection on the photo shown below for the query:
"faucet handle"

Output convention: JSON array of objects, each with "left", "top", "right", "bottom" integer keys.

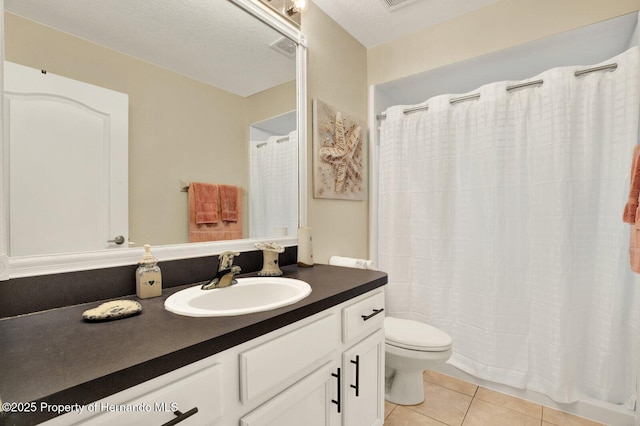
[{"left": 218, "top": 251, "right": 240, "bottom": 270}]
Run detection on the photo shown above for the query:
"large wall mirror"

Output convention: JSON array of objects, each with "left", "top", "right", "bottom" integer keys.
[{"left": 0, "top": 0, "right": 308, "bottom": 279}]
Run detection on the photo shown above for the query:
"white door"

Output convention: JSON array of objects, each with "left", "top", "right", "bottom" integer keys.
[{"left": 5, "top": 61, "right": 128, "bottom": 256}]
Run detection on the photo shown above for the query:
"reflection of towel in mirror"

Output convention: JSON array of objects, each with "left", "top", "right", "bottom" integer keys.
[
  {"left": 219, "top": 185, "right": 239, "bottom": 222},
  {"left": 191, "top": 182, "right": 219, "bottom": 224},
  {"left": 623, "top": 145, "right": 640, "bottom": 273},
  {"left": 189, "top": 187, "right": 243, "bottom": 243}
]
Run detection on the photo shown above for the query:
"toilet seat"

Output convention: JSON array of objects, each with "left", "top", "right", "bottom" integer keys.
[{"left": 385, "top": 317, "right": 452, "bottom": 352}]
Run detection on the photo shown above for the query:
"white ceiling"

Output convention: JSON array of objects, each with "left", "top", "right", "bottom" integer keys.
[
  {"left": 311, "top": 0, "right": 500, "bottom": 48},
  {"left": 4, "top": 0, "right": 297, "bottom": 97}
]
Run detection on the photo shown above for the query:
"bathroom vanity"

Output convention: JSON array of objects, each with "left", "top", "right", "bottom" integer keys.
[{"left": 0, "top": 265, "right": 387, "bottom": 426}]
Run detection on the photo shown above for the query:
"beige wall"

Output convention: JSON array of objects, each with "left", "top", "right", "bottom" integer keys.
[
  {"left": 302, "top": 4, "right": 370, "bottom": 264},
  {"left": 5, "top": 13, "right": 295, "bottom": 247},
  {"left": 247, "top": 79, "right": 296, "bottom": 125},
  {"left": 368, "top": 0, "right": 640, "bottom": 86}
]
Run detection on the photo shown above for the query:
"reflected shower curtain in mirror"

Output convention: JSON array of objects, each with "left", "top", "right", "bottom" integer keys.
[
  {"left": 378, "top": 47, "right": 640, "bottom": 405},
  {"left": 249, "top": 130, "right": 298, "bottom": 238}
]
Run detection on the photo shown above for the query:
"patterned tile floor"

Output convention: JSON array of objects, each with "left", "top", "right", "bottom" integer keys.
[{"left": 384, "top": 371, "right": 605, "bottom": 426}]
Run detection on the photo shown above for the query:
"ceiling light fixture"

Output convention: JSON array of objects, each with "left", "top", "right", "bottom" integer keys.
[{"left": 286, "top": 0, "right": 308, "bottom": 16}]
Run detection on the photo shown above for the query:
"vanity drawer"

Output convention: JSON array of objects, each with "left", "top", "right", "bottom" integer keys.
[
  {"left": 239, "top": 313, "right": 339, "bottom": 404},
  {"left": 342, "top": 290, "right": 385, "bottom": 344},
  {"left": 51, "top": 363, "right": 223, "bottom": 426}
]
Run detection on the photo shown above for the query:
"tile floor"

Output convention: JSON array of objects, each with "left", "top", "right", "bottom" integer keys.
[{"left": 384, "top": 370, "right": 605, "bottom": 426}]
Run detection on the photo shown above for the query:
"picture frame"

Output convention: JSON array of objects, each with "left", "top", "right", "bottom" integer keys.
[{"left": 312, "top": 99, "right": 367, "bottom": 200}]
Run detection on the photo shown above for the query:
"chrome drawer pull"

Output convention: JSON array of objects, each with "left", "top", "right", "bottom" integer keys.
[
  {"left": 361, "top": 308, "right": 384, "bottom": 321},
  {"left": 161, "top": 407, "right": 198, "bottom": 426}
]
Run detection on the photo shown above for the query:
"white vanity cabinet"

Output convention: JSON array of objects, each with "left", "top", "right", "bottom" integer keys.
[
  {"left": 241, "top": 289, "right": 386, "bottom": 426},
  {"left": 41, "top": 288, "right": 385, "bottom": 426},
  {"left": 340, "top": 291, "right": 386, "bottom": 426}
]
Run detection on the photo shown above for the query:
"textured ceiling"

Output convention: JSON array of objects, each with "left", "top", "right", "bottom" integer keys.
[
  {"left": 312, "top": 0, "right": 500, "bottom": 48},
  {"left": 4, "top": 0, "right": 502, "bottom": 95},
  {"left": 4, "top": 0, "right": 297, "bottom": 97}
]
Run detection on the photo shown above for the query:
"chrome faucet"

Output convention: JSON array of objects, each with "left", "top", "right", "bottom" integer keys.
[{"left": 201, "top": 251, "right": 241, "bottom": 290}]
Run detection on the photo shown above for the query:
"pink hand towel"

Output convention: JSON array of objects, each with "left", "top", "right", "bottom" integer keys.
[
  {"left": 192, "top": 182, "right": 219, "bottom": 224},
  {"left": 623, "top": 145, "right": 640, "bottom": 273},
  {"left": 219, "top": 185, "right": 239, "bottom": 222},
  {"left": 623, "top": 145, "right": 640, "bottom": 224}
]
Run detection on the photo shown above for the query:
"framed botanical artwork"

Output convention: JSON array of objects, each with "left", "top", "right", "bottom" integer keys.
[{"left": 312, "top": 99, "right": 367, "bottom": 200}]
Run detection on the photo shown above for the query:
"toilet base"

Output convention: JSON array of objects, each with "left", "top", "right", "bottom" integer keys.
[
  {"left": 383, "top": 317, "right": 453, "bottom": 406},
  {"left": 385, "top": 368, "right": 425, "bottom": 405}
]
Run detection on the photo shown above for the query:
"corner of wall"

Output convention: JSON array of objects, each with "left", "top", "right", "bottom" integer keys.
[{"left": 301, "top": 3, "right": 370, "bottom": 263}]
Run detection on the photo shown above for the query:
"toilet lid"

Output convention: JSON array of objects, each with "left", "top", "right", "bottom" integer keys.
[{"left": 385, "top": 317, "right": 452, "bottom": 352}]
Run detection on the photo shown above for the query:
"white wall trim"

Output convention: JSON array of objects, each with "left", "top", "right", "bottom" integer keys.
[
  {"left": 297, "top": 43, "right": 308, "bottom": 229},
  {"left": 367, "top": 84, "right": 379, "bottom": 266},
  {"left": 0, "top": 0, "right": 7, "bottom": 280},
  {"left": 8, "top": 236, "right": 297, "bottom": 279}
]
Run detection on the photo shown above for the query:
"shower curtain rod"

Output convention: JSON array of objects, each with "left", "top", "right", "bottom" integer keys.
[
  {"left": 256, "top": 136, "right": 289, "bottom": 148},
  {"left": 376, "top": 62, "right": 618, "bottom": 121}
]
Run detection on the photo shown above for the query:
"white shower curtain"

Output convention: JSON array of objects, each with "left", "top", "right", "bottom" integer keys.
[
  {"left": 378, "top": 47, "right": 640, "bottom": 405},
  {"left": 249, "top": 130, "right": 298, "bottom": 238}
]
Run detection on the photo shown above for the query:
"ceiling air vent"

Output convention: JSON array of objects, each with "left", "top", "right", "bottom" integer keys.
[
  {"left": 378, "top": 0, "right": 419, "bottom": 12},
  {"left": 270, "top": 36, "right": 296, "bottom": 59}
]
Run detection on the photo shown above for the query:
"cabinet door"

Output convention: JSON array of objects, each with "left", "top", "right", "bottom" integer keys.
[
  {"left": 240, "top": 362, "right": 340, "bottom": 426},
  {"left": 342, "top": 329, "right": 385, "bottom": 426}
]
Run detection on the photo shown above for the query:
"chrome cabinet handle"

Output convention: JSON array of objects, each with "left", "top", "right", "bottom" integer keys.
[
  {"left": 107, "top": 235, "right": 125, "bottom": 244},
  {"left": 161, "top": 407, "right": 198, "bottom": 426},
  {"left": 361, "top": 308, "right": 384, "bottom": 321},
  {"left": 350, "top": 355, "right": 360, "bottom": 397},
  {"left": 331, "top": 367, "right": 341, "bottom": 413}
]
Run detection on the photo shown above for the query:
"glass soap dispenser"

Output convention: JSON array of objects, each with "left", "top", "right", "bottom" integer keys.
[{"left": 136, "top": 244, "right": 162, "bottom": 299}]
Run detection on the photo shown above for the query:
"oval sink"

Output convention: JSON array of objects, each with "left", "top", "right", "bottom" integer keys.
[{"left": 164, "top": 277, "right": 312, "bottom": 317}]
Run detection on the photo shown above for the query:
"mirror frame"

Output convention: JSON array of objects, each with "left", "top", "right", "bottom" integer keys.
[{"left": 0, "top": 0, "right": 308, "bottom": 279}]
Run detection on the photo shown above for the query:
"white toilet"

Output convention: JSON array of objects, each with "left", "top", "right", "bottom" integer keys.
[{"left": 384, "top": 316, "right": 453, "bottom": 405}]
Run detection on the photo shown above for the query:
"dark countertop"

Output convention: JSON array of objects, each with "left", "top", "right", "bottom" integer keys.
[{"left": 0, "top": 264, "right": 387, "bottom": 425}]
